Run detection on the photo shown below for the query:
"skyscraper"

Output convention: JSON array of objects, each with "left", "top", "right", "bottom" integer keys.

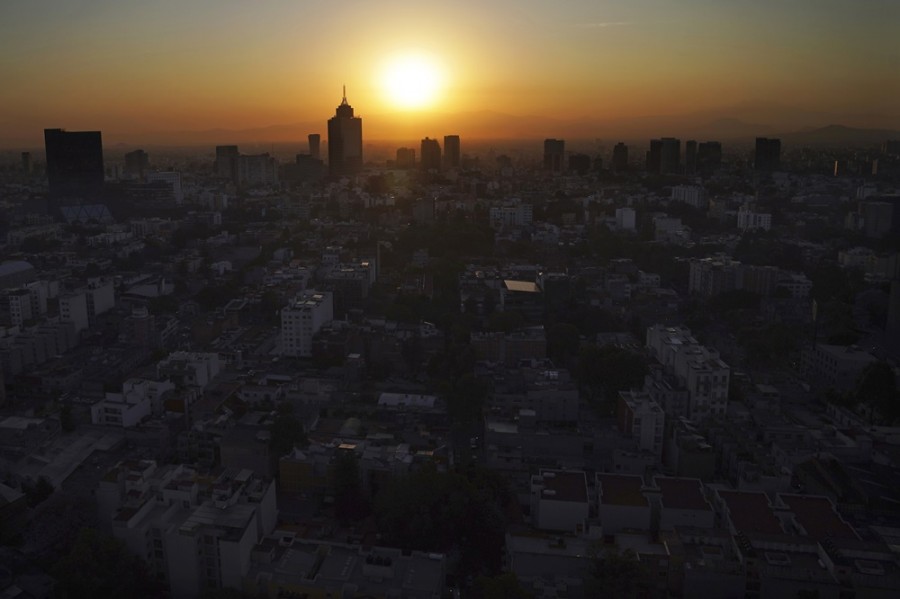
[
  {"left": 215, "top": 145, "right": 239, "bottom": 180},
  {"left": 660, "top": 138, "right": 681, "bottom": 174},
  {"left": 327, "top": 87, "right": 363, "bottom": 177},
  {"left": 443, "top": 135, "right": 460, "bottom": 170},
  {"left": 543, "top": 139, "right": 565, "bottom": 171},
  {"left": 308, "top": 134, "right": 321, "bottom": 161},
  {"left": 44, "top": 128, "right": 104, "bottom": 199},
  {"left": 754, "top": 137, "right": 781, "bottom": 171},
  {"left": 420, "top": 137, "right": 442, "bottom": 171},
  {"left": 685, "top": 140, "right": 697, "bottom": 175},
  {"left": 612, "top": 142, "right": 628, "bottom": 172},
  {"left": 124, "top": 149, "right": 150, "bottom": 179},
  {"left": 646, "top": 139, "right": 662, "bottom": 173}
]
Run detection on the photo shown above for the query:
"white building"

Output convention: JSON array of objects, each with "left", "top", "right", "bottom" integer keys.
[
  {"left": 59, "top": 292, "right": 90, "bottom": 334},
  {"left": 98, "top": 461, "right": 276, "bottom": 598},
  {"left": 147, "top": 171, "right": 184, "bottom": 204},
  {"left": 646, "top": 325, "right": 730, "bottom": 420},
  {"left": 671, "top": 185, "right": 707, "bottom": 209},
  {"left": 530, "top": 469, "right": 589, "bottom": 533},
  {"left": 617, "top": 391, "right": 665, "bottom": 458},
  {"left": 281, "top": 290, "right": 333, "bottom": 357},
  {"left": 800, "top": 344, "right": 878, "bottom": 392},
  {"left": 737, "top": 205, "right": 772, "bottom": 231},
  {"left": 596, "top": 473, "right": 651, "bottom": 534},
  {"left": 653, "top": 476, "right": 714, "bottom": 530},
  {"left": 489, "top": 200, "right": 533, "bottom": 229},
  {"left": 157, "top": 352, "right": 223, "bottom": 390},
  {"left": 615, "top": 207, "right": 636, "bottom": 231}
]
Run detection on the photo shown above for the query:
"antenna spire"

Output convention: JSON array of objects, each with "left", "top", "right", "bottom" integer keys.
[{"left": 342, "top": 84, "right": 347, "bottom": 104}]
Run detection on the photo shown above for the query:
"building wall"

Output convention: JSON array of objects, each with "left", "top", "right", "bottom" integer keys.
[
  {"left": 660, "top": 507, "right": 714, "bottom": 530},
  {"left": 533, "top": 496, "right": 588, "bottom": 532},
  {"left": 597, "top": 503, "right": 651, "bottom": 534}
]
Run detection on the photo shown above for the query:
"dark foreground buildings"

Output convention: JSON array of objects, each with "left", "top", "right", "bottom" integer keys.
[{"left": 44, "top": 128, "right": 104, "bottom": 199}]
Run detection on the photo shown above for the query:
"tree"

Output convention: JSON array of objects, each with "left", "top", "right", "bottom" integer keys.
[
  {"left": 22, "top": 476, "right": 54, "bottom": 508},
  {"left": 269, "top": 412, "right": 307, "bottom": 464},
  {"left": 472, "top": 572, "right": 533, "bottom": 599},
  {"left": 856, "top": 362, "right": 900, "bottom": 424},
  {"left": 575, "top": 345, "right": 648, "bottom": 406},
  {"left": 586, "top": 548, "right": 648, "bottom": 598},
  {"left": 52, "top": 527, "right": 165, "bottom": 598},
  {"left": 60, "top": 403, "right": 75, "bottom": 432}
]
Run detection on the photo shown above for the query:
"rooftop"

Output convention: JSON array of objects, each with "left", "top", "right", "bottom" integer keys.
[
  {"left": 597, "top": 474, "right": 648, "bottom": 507},
  {"left": 717, "top": 490, "right": 783, "bottom": 536},
  {"left": 656, "top": 477, "right": 711, "bottom": 511},
  {"left": 535, "top": 470, "right": 588, "bottom": 503},
  {"left": 781, "top": 494, "right": 859, "bottom": 542}
]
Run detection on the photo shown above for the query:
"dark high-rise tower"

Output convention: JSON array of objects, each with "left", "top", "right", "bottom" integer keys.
[
  {"left": 44, "top": 128, "right": 104, "bottom": 198},
  {"left": 660, "top": 138, "right": 681, "bottom": 174},
  {"left": 754, "top": 137, "right": 781, "bottom": 171},
  {"left": 215, "top": 145, "right": 239, "bottom": 180},
  {"left": 543, "top": 139, "right": 565, "bottom": 171},
  {"left": 646, "top": 139, "right": 662, "bottom": 173},
  {"left": 420, "top": 137, "right": 442, "bottom": 171},
  {"left": 685, "top": 140, "right": 697, "bottom": 175},
  {"left": 612, "top": 142, "right": 628, "bottom": 172},
  {"left": 124, "top": 149, "right": 150, "bottom": 179},
  {"left": 443, "top": 135, "right": 460, "bottom": 170},
  {"left": 327, "top": 87, "right": 363, "bottom": 176},
  {"left": 308, "top": 134, "right": 321, "bottom": 161}
]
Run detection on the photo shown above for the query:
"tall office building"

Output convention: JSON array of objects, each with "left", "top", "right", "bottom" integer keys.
[
  {"left": 420, "top": 137, "right": 442, "bottom": 171},
  {"left": 44, "top": 128, "right": 104, "bottom": 199},
  {"left": 646, "top": 139, "right": 662, "bottom": 173},
  {"left": 754, "top": 137, "right": 781, "bottom": 171},
  {"left": 308, "top": 134, "right": 321, "bottom": 160},
  {"left": 612, "top": 142, "right": 628, "bottom": 172},
  {"left": 660, "top": 138, "right": 681, "bottom": 174},
  {"left": 215, "top": 145, "right": 239, "bottom": 180},
  {"left": 685, "top": 140, "right": 697, "bottom": 175},
  {"left": 124, "top": 149, "right": 150, "bottom": 179},
  {"left": 443, "top": 135, "right": 460, "bottom": 170},
  {"left": 543, "top": 139, "right": 565, "bottom": 171},
  {"left": 327, "top": 87, "right": 363, "bottom": 177}
]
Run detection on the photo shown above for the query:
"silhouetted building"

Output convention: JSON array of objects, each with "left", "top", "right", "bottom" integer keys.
[
  {"left": 327, "top": 87, "right": 363, "bottom": 177},
  {"left": 237, "top": 154, "right": 278, "bottom": 186},
  {"left": 443, "top": 135, "right": 460, "bottom": 170},
  {"left": 124, "top": 149, "right": 149, "bottom": 179},
  {"left": 883, "top": 140, "right": 900, "bottom": 155},
  {"left": 646, "top": 139, "right": 662, "bottom": 173},
  {"left": 568, "top": 153, "right": 591, "bottom": 175},
  {"left": 215, "top": 145, "right": 239, "bottom": 180},
  {"left": 685, "top": 140, "right": 697, "bottom": 174},
  {"left": 543, "top": 138, "right": 565, "bottom": 172},
  {"left": 697, "top": 141, "right": 722, "bottom": 174},
  {"left": 420, "top": 137, "right": 441, "bottom": 171},
  {"left": 21, "top": 152, "right": 31, "bottom": 174},
  {"left": 308, "top": 134, "right": 321, "bottom": 160},
  {"left": 44, "top": 128, "right": 104, "bottom": 199},
  {"left": 612, "top": 142, "right": 628, "bottom": 172},
  {"left": 396, "top": 147, "right": 416, "bottom": 169},
  {"left": 754, "top": 137, "right": 781, "bottom": 171},
  {"left": 660, "top": 138, "right": 681, "bottom": 174}
]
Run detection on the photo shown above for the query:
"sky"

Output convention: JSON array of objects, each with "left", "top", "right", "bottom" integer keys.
[{"left": 1, "top": 0, "right": 899, "bottom": 146}]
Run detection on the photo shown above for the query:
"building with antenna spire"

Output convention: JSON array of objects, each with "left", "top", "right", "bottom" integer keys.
[{"left": 327, "top": 86, "right": 363, "bottom": 177}]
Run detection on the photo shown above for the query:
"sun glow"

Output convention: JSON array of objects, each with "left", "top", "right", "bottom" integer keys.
[{"left": 380, "top": 54, "right": 444, "bottom": 110}]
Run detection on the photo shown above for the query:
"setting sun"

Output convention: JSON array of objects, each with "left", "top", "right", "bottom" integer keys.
[{"left": 380, "top": 54, "right": 444, "bottom": 110}]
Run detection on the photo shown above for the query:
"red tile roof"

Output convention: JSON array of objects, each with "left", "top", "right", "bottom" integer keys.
[{"left": 537, "top": 470, "right": 588, "bottom": 503}]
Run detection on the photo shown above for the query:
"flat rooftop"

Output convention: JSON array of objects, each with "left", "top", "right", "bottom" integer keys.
[
  {"left": 597, "top": 474, "right": 648, "bottom": 507},
  {"left": 717, "top": 490, "right": 783, "bottom": 536},
  {"left": 536, "top": 470, "right": 588, "bottom": 503},
  {"left": 781, "top": 494, "right": 859, "bottom": 542},
  {"left": 656, "top": 477, "right": 711, "bottom": 511}
]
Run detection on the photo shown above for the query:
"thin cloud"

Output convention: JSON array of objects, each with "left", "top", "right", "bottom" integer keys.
[{"left": 575, "top": 21, "right": 630, "bottom": 29}]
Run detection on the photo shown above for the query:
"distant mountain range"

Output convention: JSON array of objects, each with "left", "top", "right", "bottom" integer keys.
[{"left": 4, "top": 104, "right": 899, "bottom": 150}]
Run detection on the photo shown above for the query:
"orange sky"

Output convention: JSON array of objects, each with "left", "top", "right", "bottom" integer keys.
[{"left": 1, "top": 0, "right": 899, "bottom": 147}]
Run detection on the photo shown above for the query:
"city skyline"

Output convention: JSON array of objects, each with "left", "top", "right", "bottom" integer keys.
[{"left": 1, "top": 1, "right": 899, "bottom": 147}]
